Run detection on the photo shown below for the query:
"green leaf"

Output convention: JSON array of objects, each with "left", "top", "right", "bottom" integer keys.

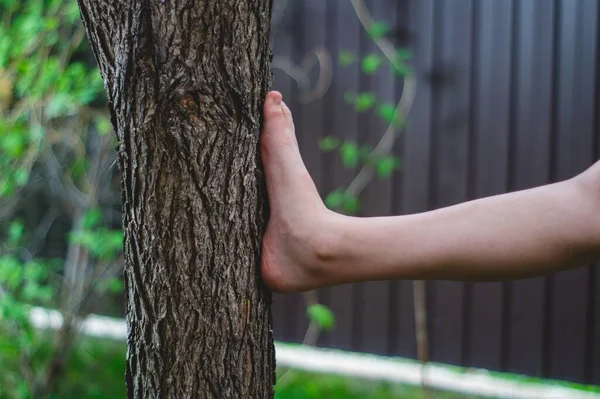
[
  {"left": 14, "top": 169, "right": 29, "bottom": 186},
  {"left": 71, "top": 158, "right": 86, "bottom": 179},
  {"left": 354, "top": 92, "right": 376, "bottom": 112},
  {"left": 44, "top": 17, "right": 59, "bottom": 31},
  {"left": 368, "top": 21, "right": 390, "bottom": 39},
  {"left": 83, "top": 208, "right": 103, "bottom": 229},
  {"left": 1, "top": 134, "right": 25, "bottom": 158},
  {"left": 66, "top": 2, "right": 82, "bottom": 23},
  {"left": 8, "top": 221, "right": 24, "bottom": 243},
  {"left": 361, "top": 54, "right": 382, "bottom": 74},
  {"left": 96, "top": 277, "right": 124, "bottom": 295},
  {"left": 392, "top": 61, "right": 413, "bottom": 77},
  {"left": 318, "top": 136, "right": 340, "bottom": 152},
  {"left": 108, "top": 278, "right": 124, "bottom": 294},
  {"left": 0, "top": 178, "right": 14, "bottom": 197},
  {"left": 338, "top": 50, "right": 355, "bottom": 67},
  {"left": 395, "top": 48, "right": 413, "bottom": 62},
  {"left": 339, "top": 142, "right": 359, "bottom": 168},
  {"left": 307, "top": 304, "right": 336, "bottom": 331},
  {"left": 325, "top": 190, "right": 344, "bottom": 210},
  {"left": 376, "top": 103, "right": 397, "bottom": 124},
  {"left": 94, "top": 115, "right": 112, "bottom": 136},
  {"left": 342, "top": 195, "right": 360, "bottom": 215},
  {"left": 376, "top": 103, "right": 406, "bottom": 128},
  {"left": 375, "top": 155, "right": 402, "bottom": 179}
]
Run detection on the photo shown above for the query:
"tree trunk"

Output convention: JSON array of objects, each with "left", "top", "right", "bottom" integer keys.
[{"left": 75, "top": 1, "right": 276, "bottom": 397}]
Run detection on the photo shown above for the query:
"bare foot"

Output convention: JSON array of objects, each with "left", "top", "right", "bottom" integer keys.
[{"left": 260, "top": 91, "right": 338, "bottom": 293}]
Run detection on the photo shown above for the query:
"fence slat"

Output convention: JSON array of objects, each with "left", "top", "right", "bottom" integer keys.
[
  {"left": 465, "top": 0, "right": 514, "bottom": 372},
  {"left": 322, "top": 0, "right": 363, "bottom": 351},
  {"left": 506, "top": 0, "right": 555, "bottom": 378},
  {"left": 547, "top": 0, "right": 598, "bottom": 383},
  {"left": 428, "top": 0, "right": 474, "bottom": 367},
  {"left": 389, "top": 0, "right": 436, "bottom": 360},
  {"left": 354, "top": 0, "right": 398, "bottom": 356}
]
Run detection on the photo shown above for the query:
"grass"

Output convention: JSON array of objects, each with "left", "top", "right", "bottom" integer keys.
[{"left": 4, "top": 331, "right": 598, "bottom": 398}]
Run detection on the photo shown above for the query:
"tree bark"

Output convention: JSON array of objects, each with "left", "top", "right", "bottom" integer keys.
[{"left": 75, "top": 1, "right": 276, "bottom": 397}]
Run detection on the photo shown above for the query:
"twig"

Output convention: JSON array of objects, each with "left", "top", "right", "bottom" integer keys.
[
  {"left": 345, "top": 0, "right": 417, "bottom": 199},
  {"left": 272, "top": 49, "right": 333, "bottom": 104},
  {"left": 346, "top": 2, "right": 430, "bottom": 397}
]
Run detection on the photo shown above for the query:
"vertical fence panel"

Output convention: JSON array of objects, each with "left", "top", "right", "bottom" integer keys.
[
  {"left": 465, "top": 0, "right": 514, "bottom": 372},
  {"left": 316, "top": 0, "right": 340, "bottom": 349},
  {"left": 547, "top": 0, "right": 598, "bottom": 383},
  {"left": 323, "top": 0, "right": 363, "bottom": 351},
  {"left": 389, "top": 0, "right": 436, "bottom": 360},
  {"left": 594, "top": 4, "right": 600, "bottom": 382},
  {"left": 354, "top": 0, "right": 398, "bottom": 356},
  {"left": 507, "top": 0, "right": 555, "bottom": 378},
  {"left": 296, "top": 0, "right": 328, "bottom": 347},
  {"left": 428, "top": 0, "right": 474, "bottom": 366}
]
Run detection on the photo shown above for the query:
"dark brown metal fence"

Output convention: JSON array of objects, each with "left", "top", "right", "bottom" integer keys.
[{"left": 270, "top": 0, "right": 600, "bottom": 385}]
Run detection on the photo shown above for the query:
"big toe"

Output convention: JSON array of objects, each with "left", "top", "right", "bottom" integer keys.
[{"left": 262, "top": 91, "right": 296, "bottom": 148}]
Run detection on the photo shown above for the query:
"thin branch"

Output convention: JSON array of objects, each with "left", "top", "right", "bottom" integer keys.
[
  {"left": 345, "top": 4, "right": 430, "bottom": 397},
  {"left": 271, "top": 49, "right": 333, "bottom": 104},
  {"left": 345, "top": 0, "right": 417, "bottom": 199}
]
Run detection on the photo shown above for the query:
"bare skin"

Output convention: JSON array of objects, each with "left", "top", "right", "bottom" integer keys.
[{"left": 260, "top": 91, "right": 600, "bottom": 293}]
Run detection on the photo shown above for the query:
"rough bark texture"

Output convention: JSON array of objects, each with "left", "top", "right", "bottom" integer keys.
[{"left": 75, "top": 1, "right": 275, "bottom": 397}]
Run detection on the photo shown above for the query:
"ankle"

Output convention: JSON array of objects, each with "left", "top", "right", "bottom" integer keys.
[{"left": 303, "top": 209, "right": 345, "bottom": 287}]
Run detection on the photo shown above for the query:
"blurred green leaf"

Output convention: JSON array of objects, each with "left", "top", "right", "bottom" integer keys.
[
  {"left": 395, "top": 48, "right": 413, "bottom": 62},
  {"left": 318, "top": 136, "right": 340, "bottom": 152},
  {"left": 376, "top": 103, "right": 406, "bottom": 128},
  {"left": 342, "top": 195, "right": 360, "bottom": 215},
  {"left": 392, "top": 61, "right": 413, "bottom": 77},
  {"left": 307, "top": 304, "right": 336, "bottom": 331},
  {"left": 95, "top": 115, "right": 112, "bottom": 136},
  {"left": 338, "top": 50, "right": 355, "bottom": 67},
  {"left": 361, "top": 54, "right": 382, "bottom": 75},
  {"left": 374, "top": 155, "right": 401, "bottom": 179},
  {"left": 2, "top": 134, "right": 25, "bottom": 157},
  {"left": 376, "top": 103, "right": 396, "bottom": 124},
  {"left": 368, "top": 21, "right": 390, "bottom": 39},
  {"left": 71, "top": 158, "right": 86, "bottom": 179},
  {"left": 8, "top": 220, "right": 24, "bottom": 243},
  {"left": 340, "top": 142, "right": 359, "bottom": 168},
  {"left": 14, "top": 168, "right": 29, "bottom": 186},
  {"left": 95, "top": 277, "right": 124, "bottom": 295},
  {"left": 325, "top": 190, "right": 344, "bottom": 210},
  {"left": 83, "top": 208, "right": 104, "bottom": 229},
  {"left": 354, "top": 92, "right": 376, "bottom": 112}
]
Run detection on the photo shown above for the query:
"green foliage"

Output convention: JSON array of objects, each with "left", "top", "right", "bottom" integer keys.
[
  {"left": 307, "top": 304, "right": 336, "bottom": 331},
  {"left": 0, "top": 0, "right": 124, "bottom": 396},
  {"left": 361, "top": 54, "right": 383, "bottom": 74},
  {"left": 326, "top": 189, "right": 361, "bottom": 215},
  {"left": 338, "top": 50, "right": 356, "bottom": 67},
  {"left": 353, "top": 92, "right": 376, "bottom": 112},
  {"left": 340, "top": 142, "right": 359, "bottom": 168},
  {"left": 376, "top": 103, "right": 406, "bottom": 128},
  {"left": 373, "top": 155, "right": 402, "bottom": 179},
  {"left": 319, "top": 136, "right": 341, "bottom": 152},
  {"left": 367, "top": 21, "right": 390, "bottom": 40}
]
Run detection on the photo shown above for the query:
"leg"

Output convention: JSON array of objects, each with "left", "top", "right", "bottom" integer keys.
[{"left": 260, "top": 92, "right": 600, "bottom": 293}]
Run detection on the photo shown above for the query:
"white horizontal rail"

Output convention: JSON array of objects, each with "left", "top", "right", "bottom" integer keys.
[{"left": 29, "top": 307, "right": 600, "bottom": 399}]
